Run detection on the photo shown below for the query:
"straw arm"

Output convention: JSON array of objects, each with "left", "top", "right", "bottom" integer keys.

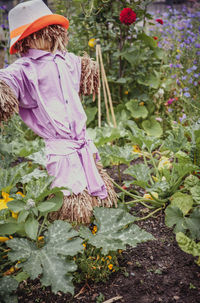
[
  {"left": 79, "top": 53, "right": 99, "bottom": 99},
  {"left": 0, "top": 80, "right": 19, "bottom": 123}
]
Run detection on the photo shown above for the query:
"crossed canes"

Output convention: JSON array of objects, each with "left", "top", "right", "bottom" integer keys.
[{"left": 95, "top": 39, "right": 117, "bottom": 128}]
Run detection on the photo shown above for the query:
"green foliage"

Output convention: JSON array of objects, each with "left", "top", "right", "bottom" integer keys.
[
  {"left": 176, "top": 232, "right": 200, "bottom": 266},
  {"left": 7, "top": 221, "right": 83, "bottom": 294},
  {"left": 79, "top": 207, "right": 154, "bottom": 255},
  {"left": 0, "top": 276, "right": 18, "bottom": 303}
]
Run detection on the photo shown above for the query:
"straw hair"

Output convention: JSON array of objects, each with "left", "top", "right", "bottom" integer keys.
[{"left": 14, "top": 25, "right": 68, "bottom": 54}]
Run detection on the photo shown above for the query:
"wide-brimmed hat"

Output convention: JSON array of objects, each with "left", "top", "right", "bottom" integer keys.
[{"left": 8, "top": 0, "right": 69, "bottom": 54}]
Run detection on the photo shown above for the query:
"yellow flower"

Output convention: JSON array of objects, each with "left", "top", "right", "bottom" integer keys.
[
  {"left": 92, "top": 225, "right": 97, "bottom": 234},
  {"left": 132, "top": 145, "right": 141, "bottom": 153},
  {"left": 101, "top": 257, "right": 105, "bottom": 262},
  {"left": 88, "top": 38, "right": 96, "bottom": 48},
  {"left": 11, "top": 212, "right": 18, "bottom": 219},
  {"left": 143, "top": 192, "right": 158, "bottom": 200},
  {"left": 124, "top": 90, "right": 129, "bottom": 95},
  {"left": 152, "top": 175, "right": 159, "bottom": 182},
  {"left": 118, "top": 250, "right": 123, "bottom": 254},
  {"left": 0, "top": 192, "right": 13, "bottom": 211},
  {"left": 38, "top": 236, "right": 44, "bottom": 241},
  {"left": 177, "top": 49, "right": 181, "bottom": 53},
  {"left": 158, "top": 157, "right": 171, "bottom": 170},
  {"left": 0, "top": 236, "right": 10, "bottom": 242},
  {"left": 3, "top": 266, "right": 15, "bottom": 276},
  {"left": 82, "top": 243, "right": 86, "bottom": 248},
  {"left": 139, "top": 102, "right": 144, "bottom": 106},
  {"left": 108, "top": 264, "right": 113, "bottom": 270},
  {"left": 16, "top": 191, "right": 25, "bottom": 197},
  {"left": 107, "top": 255, "right": 112, "bottom": 260}
]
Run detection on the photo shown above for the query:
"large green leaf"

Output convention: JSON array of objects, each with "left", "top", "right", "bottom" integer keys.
[
  {"left": 170, "top": 192, "right": 193, "bottom": 215},
  {"left": 94, "top": 125, "right": 128, "bottom": 147},
  {"left": 126, "top": 100, "right": 148, "bottom": 119},
  {"left": 142, "top": 117, "right": 163, "bottom": 137},
  {"left": 138, "top": 32, "right": 157, "bottom": 49},
  {"left": 0, "top": 222, "right": 24, "bottom": 235},
  {"left": 165, "top": 205, "right": 186, "bottom": 233},
  {"left": 79, "top": 208, "right": 154, "bottom": 255},
  {"left": 7, "top": 221, "right": 83, "bottom": 294}
]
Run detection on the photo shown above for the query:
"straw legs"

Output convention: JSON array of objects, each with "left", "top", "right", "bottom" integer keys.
[{"left": 49, "top": 162, "right": 118, "bottom": 223}]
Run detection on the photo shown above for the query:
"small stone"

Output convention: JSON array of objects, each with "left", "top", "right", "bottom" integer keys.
[{"left": 173, "top": 296, "right": 180, "bottom": 300}]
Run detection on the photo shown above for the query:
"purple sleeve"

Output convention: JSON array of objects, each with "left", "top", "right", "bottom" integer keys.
[
  {"left": 65, "top": 52, "right": 81, "bottom": 92},
  {"left": 0, "top": 59, "right": 37, "bottom": 108},
  {"left": 0, "top": 63, "right": 22, "bottom": 99}
]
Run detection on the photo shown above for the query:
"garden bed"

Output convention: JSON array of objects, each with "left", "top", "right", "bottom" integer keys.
[{"left": 16, "top": 203, "right": 200, "bottom": 303}]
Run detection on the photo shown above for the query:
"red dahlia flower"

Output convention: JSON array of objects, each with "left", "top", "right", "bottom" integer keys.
[
  {"left": 153, "top": 36, "right": 158, "bottom": 40},
  {"left": 156, "top": 18, "right": 164, "bottom": 25},
  {"left": 120, "top": 8, "right": 136, "bottom": 25}
]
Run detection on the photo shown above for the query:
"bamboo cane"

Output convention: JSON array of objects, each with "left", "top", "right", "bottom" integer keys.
[
  {"left": 96, "top": 44, "right": 111, "bottom": 125},
  {"left": 96, "top": 40, "right": 117, "bottom": 128},
  {"left": 96, "top": 43, "right": 101, "bottom": 127}
]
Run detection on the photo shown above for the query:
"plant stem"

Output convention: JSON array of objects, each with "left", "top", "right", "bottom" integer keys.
[
  {"left": 136, "top": 207, "right": 162, "bottom": 221},
  {"left": 117, "top": 164, "right": 122, "bottom": 184}
]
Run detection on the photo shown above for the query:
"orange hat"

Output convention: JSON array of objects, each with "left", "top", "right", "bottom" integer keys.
[{"left": 8, "top": 0, "right": 69, "bottom": 54}]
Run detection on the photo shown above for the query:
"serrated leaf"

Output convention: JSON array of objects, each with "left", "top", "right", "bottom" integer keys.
[
  {"left": 184, "top": 175, "right": 200, "bottom": 190},
  {"left": 21, "top": 168, "right": 48, "bottom": 184},
  {"left": 170, "top": 192, "right": 193, "bottom": 215},
  {"left": 25, "top": 176, "right": 55, "bottom": 201},
  {"left": 0, "top": 163, "right": 27, "bottom": 193},
  {"left": 79, "top": 208, "right": 154, "bottom": 255},
  {"left": 124, "top": 163, "right": 151, "bottom": 184},
  {"left": 99, "top": 145, "right": 138, "bottom": 166},
  {"left": 25, "top": 217, "right": 39, "bottom": 240},
  {"left": 7, "top": 221, "right": 82, "bottom": 294},
  {"left": 165, "top": 205, "right": 186, "bottom": 233}
]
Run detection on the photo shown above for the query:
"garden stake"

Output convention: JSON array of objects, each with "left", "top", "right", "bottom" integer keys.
[
  {"left": 96, "top": 39, "right": 117, "bottom": 128},
  {"left": 96, "top": 40, "right": 101, "bottom": 127}
]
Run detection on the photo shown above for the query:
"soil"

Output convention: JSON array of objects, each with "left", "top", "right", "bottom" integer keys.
[{"left": 16, "top": 164, "right": 200, "bottom": 303}]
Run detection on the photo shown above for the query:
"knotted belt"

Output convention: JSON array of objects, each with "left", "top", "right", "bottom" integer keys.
[{"left": 44, "top": 138, "right": 107, "bottom": 199}]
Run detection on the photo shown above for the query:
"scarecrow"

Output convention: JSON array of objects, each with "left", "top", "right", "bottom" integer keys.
[{"left": 0, "top": 0, "right": 117, "bottom": 223}]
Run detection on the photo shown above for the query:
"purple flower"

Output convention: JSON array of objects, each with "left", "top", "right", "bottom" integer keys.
[
  {"left": 192, "top": 65, "right": 197, "bottom": 71},
  {"left": 194, "top": 81, "right": 198, "bottom": 86},
  {"left": 194, "top": 73, "right": 199, "bottom": 78},
  {"left": 184, "top": 87, "right": 189, "bottom": 91},
  {"left": 182, "top": 76, "right": 187, "bottom": 80},
  {"left": 183, "top": 92, "right": 190, "bottom": 97},
  {"left": 168, "top": 108, "right": 173, "bottom": 112},
  {"left": 186, "top": 68, "right": 192, "bottom": 74},
  {"left": 176, "top": 54, "right": 181, "bottom": 60},
  {"left": 179, "top": 114, "right": 187, "bottom": 122},
  {"left": 189, "top": 78, "right": 193, "bottom": 84},
  {"left": 195, "top": 43, "right": 200, "bottom": 48}
]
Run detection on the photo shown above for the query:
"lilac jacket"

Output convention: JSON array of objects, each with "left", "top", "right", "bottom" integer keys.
[{"left": 0, "top": 49, "right": 108, "bottom": 198}]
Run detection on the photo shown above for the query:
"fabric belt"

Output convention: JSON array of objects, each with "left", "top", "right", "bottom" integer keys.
[{"left": 44, "top": 138, "right": 107, "bottom": 198}]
